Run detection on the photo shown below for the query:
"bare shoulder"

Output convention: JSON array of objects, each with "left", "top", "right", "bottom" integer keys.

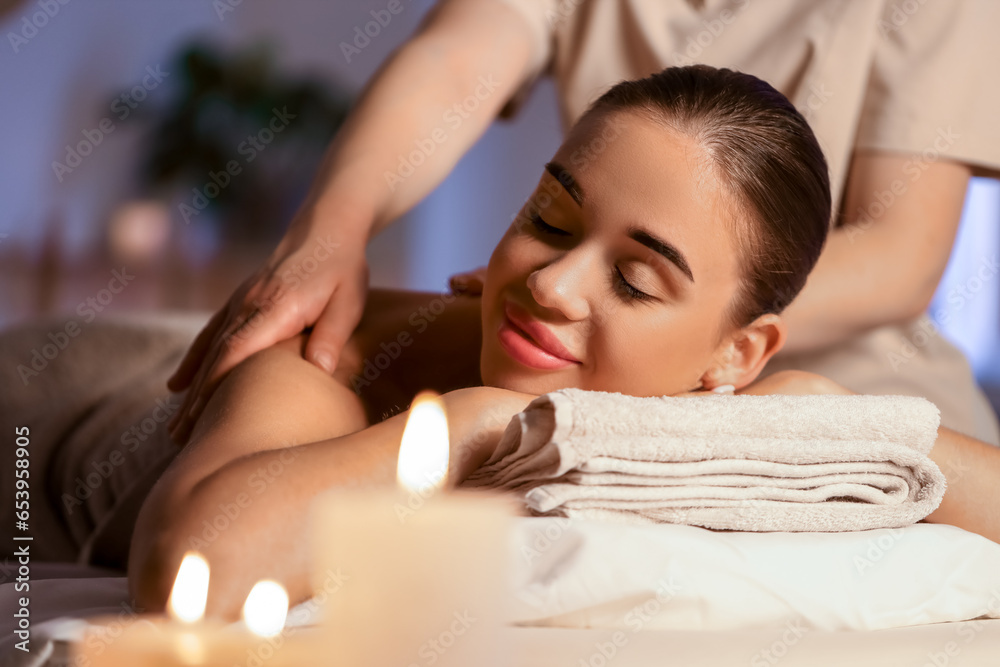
[
  {"left": 169, "top": 334, "right": 367, "bottom": 489},
  {"left": 337, "top": 288, "right": 484, "bottom": 422},
  {"left": 176, "top": 287, "right": 482, "bottom": 483}
]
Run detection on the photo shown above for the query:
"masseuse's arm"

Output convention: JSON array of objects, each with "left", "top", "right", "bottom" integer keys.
[
  {"left": 777, "top": 152, "right": 971, "bottom": 354},
  {"left": 920, "top": 430, "right": 1000, "bottom": 544},
  {"left": 130, "top": 338, "right": 535, "bottom": 619},
  {"left": 167, "top": 0, "right": 535, "bottom": 443},
  {"left": 743, "top": 371, "right": 1000, "bottom": 543}
]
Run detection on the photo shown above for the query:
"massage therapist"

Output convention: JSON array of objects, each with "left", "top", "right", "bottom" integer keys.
[{"left": 165, "top": 0, "right": 1000, "bottom": 446}]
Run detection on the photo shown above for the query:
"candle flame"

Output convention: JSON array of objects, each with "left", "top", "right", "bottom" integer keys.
[
  {"left": 242, "top": 580, "right": 289, "bottom": 638},
  {"left": 167, "top": 552, "right": 209, "bottom": 624},
  {"left": 397, "top": 392, "right": 449, "bottom": 494}
]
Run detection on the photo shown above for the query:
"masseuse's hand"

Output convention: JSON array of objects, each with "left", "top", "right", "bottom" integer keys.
[
  {"left": 167, "top": 220, "right": 370, "bottom": 445},
  {"left": 448, "top": 267, "right": 488, "bottom": 296}
]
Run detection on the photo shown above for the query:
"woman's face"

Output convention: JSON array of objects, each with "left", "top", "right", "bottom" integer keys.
[{"left": 480, "top": 110, "right": 745, "bottom": 397}]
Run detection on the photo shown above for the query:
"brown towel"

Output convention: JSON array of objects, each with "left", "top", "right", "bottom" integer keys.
[{"left": 0, "top": 314, "right": 202, "bottom": 568}]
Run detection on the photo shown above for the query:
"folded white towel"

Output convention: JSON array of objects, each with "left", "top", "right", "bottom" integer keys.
[{"left": 463, "top": 389, "right": 947, "bottom": 532}]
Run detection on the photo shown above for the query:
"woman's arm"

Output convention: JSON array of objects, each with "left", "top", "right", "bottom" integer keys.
[
  {"left": 129, "top": 333, "right": 534, "bottom": 618},
  {"left": 167, "top": 0, "right": 538, "bottom": 439},
  {"left": 920, "top": 428, "right": 1000, "bottom": 543},
  {"left": 742, "top": 371, "right": 1000, "bottom": 543},
  {"left": 777, "top": 152, "right": 971, "bottom": 353}
]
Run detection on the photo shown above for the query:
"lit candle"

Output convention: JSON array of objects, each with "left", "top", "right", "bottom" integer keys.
[
  {"left": 75, "top": 553, "right": 311, "bottom": 666},
  {"left": 311, "top": 392, "right": 514, "bottom": 666}
]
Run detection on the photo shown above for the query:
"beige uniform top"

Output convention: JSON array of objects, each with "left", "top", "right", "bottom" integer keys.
[
  {"left": 489, "top": 0, "right": 1000, "bottom": 443},
  {"left": 497, "top": 0, "right": 1000, "bottom": 208}
]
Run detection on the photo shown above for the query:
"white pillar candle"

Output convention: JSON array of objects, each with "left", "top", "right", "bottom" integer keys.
[
  {"left": 74, "top": 553, "right": 315, "bottom": 666},
  {"left": 310, "top": 392, "right": 514, "bottom": 667}
]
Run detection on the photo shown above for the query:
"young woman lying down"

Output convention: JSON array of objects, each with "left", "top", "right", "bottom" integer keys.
[{"left": 129, "top": 66, "right": 1000, "bottom": 618}]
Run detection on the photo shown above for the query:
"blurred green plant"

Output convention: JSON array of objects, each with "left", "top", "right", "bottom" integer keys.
[{"left": 134, "top": 39, "right": 352, "bottom": 245}]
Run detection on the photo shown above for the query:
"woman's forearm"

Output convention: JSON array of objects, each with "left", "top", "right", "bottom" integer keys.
[
  {"left": 924, "top": 427, "right": 1000, "bottom": 543},
  {"left": 777, "top": 153, "right": 969, "bottom": 354},
  {"left": 130, "top": 386, "right": 535, "bottom": 618},
  {"left": 301, "top": 1, "right": 531, "bottom": 237}
]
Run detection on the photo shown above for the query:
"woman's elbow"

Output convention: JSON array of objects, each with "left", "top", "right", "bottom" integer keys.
[
  {"left": 127, "top": 508, "right": 189, "bottom": 612},
  {"left": 127, "top": 477, "right": 221, "bottom": 613}
]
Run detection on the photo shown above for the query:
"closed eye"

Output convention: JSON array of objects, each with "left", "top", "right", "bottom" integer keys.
[
  {"left": 530, "top": 214, "right": 571, "bottom": 237},
  {"left": 613, "top": 266, "right": 652, "bottom": 302}
]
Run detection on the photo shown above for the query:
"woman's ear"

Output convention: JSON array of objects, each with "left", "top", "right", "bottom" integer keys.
[{"left": 698, "top": 314, "right": 787, "bottom": 390}]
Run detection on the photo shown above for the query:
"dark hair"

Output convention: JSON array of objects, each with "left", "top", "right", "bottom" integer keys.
[{"left": 582, "top": 65, "right": 831, "bottom": 328}]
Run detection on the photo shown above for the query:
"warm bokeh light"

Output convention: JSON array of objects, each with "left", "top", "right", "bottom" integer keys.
[
  {"left": 107, "top": 200, "right": 171, "bottom": 263},
  {"left": 175, "top": 631, "right": 206, "bottom": 665},
  {"left": 167, "top": 552, "right": 210, "bottom": 624},
  {"left": 397, "top": 392, "right": 449, "bottom": 494},
  {"left": 242, "top": 580, "right": 290, "bottom": 638}
]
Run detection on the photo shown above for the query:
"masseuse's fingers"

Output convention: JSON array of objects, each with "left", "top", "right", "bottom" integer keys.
[
  {"left": 304, "top": 260, "right": 369, "bottom": 375},
  {"left": 448, "top": 266, "right": 488, "bottom": 295},
  {"left": 169, "top": 336, "right": 229, "bottom": 445},
  {"left": 167, "top": 270, "right": 259, "bottom": 431},
  {"left": 170, "top": 286, "right": 311, "bottom": 445},
  {"left": 166, "top": 225, "right": 373, "bottom": 445},
  {"left": 168, "top": 281, "right": 250, "bottom": 440},
  {"left": 168, "top": 308, "right": 226, "bottom": 393}
]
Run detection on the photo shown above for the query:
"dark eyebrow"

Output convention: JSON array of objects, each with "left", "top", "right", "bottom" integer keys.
[
  {"left": 629, "top": 228, "right": 695, "bottom": 283},
  {"left": 544, "top": 161, "right": 584, "bottom": 206},
  {"left": 546, "top": 161, "right": 693, "bottom": 282}
]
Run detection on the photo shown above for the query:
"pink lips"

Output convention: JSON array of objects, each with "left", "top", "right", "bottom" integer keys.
[{"left": 497, "top": 300, "right": 581, "bottom": 370}]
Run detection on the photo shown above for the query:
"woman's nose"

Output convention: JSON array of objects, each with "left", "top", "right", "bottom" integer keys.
[{"left": 526, "top": 253, "right": 592, "bottom": 321}]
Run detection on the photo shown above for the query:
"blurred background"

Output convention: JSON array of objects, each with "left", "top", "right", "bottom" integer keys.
[{"left": 0, "top": 0, "right": 997, "bottom": 411}]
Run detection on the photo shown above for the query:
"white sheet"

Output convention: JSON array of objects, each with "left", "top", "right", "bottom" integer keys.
[
  {"left": 4, "top": 520, "right": 1000, "bottom": 666},
  {"left": 509, "top": 519, "right": 1000, "bottom": 631}
]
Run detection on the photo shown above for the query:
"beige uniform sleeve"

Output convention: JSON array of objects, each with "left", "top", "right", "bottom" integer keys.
[
  {"left": 490, "top": 0, "right": 560, "bottom": 117},
  {"left": 855, "top": 0, "right": 1000, "bottom": 178}
]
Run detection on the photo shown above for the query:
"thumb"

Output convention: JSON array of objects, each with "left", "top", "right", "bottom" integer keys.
[{"left": 304, "top": 285, "right": 366, "bottom": 375}]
